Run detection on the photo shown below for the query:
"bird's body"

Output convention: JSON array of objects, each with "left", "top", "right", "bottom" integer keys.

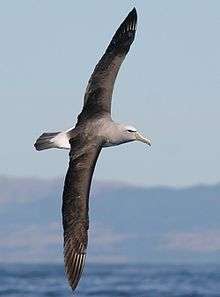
[{"left": 34, "top": 8, "right": 151, "bottom": 293}]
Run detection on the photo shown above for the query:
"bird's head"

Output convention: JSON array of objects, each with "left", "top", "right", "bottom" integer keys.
[
  {"left": 101, "top": 122, "right": 151, "bottom": 147},
  {"left": 118, "top": 124, "right": 151, "bottom": 146}
]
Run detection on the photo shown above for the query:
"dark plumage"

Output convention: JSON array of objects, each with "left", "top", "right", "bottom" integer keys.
[
  {"left": 63, "top": 8, "right": 137, "bottom": 292},
  {"left": 78, "top": 8, "right": 137, "bottom": 122},
  {"left": 35, "top": 7, "right": 151, "bottom": 294},
  {"left": 62, "top": 142, "right": 101, "bottom": 290}
]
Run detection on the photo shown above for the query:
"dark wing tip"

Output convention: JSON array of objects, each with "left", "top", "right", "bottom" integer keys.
[
  {"left": 64, "top": 240, "right": 87, "bottom": 292},
  {"left": 129, "top": 7, "right": 137, "bottom": 22},
  {"left": 106, "top": 8, "right": 138, "bottom": 54},
  {"left": 124, "top": 7, "right": 137, "bottom": 32}
]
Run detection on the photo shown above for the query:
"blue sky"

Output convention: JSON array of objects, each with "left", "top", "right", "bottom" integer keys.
[{"left": 0, "top": 0, "right": 219, "bottom": 186}]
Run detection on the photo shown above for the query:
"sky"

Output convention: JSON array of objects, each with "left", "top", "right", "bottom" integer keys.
[{"left": 0, "top": 0, "right": 219, "bottom": 187}]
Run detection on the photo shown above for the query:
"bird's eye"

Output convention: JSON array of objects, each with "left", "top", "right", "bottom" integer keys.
[{"left": 127, "top": 129, "right": 134, "bottom": 133}]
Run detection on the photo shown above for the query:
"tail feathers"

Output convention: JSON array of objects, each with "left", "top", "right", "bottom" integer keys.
[{"left": 34, "top": 131, "right": 70, "bottom": 151}]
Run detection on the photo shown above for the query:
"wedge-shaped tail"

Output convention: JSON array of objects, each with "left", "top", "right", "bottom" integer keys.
[{"left": 34, "top": 130, "right": 71, "bottom": 151}]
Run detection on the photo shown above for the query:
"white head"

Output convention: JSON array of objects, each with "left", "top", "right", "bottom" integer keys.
[
  {"left": 103, "top": 123, "right": 151, "bottom": 147},
  {"left": 122, "top": 124, "right": 151, "bottom": 146}
]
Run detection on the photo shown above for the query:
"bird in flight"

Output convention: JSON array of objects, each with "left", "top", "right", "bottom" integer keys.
[{"left": 34, "top": 7, "right": 151, "bottom": 293}]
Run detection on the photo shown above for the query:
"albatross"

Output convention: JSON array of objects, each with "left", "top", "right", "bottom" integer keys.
[{"left": 34, "top": 8, "right": 151, "bottom": 293}]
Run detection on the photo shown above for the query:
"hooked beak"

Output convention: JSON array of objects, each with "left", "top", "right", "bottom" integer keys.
[{"left": 135, "top": 131, "right": 151, "bottom": 146}]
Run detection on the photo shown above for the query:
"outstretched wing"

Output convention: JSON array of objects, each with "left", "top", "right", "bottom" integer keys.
[
  {"left": 62, "top": 139, "right": 101, "bottom": 292},
  {"left": 77, "top": 8, "right": 137, "bottom": 122}
]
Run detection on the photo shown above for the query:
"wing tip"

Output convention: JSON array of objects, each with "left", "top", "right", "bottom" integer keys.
[
  {"left": 130, "top": 7, "right": 137, "bottom": 19},
  {"left": 65, "top": 252, "right": 86, "bottom": 292},
  {"left": 124, "top": 7, "right": 138, "bottom": 32},
  {"left": 107, "top": 8, "right": 138, "bottom": 53},
  {"left": 64, "top": 240, "right": 87, "bottom": 292}
]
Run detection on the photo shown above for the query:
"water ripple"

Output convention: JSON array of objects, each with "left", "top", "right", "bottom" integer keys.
[{"left": 0, "top": 263, "right": 220, "bottom": 297}]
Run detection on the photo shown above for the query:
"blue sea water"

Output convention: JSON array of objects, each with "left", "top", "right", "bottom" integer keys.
[{"left": 0, "top": 263, "right": 219, "bottom": 297}]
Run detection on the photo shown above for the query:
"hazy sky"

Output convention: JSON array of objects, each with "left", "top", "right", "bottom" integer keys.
[{"left": 0, "top": 0, "right": 219, "bottom": 186}]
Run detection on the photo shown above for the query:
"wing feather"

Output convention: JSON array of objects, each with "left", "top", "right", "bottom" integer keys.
[
  {"left": 62, "top": 141, "right": 101, "bottom": 292},
  {"left": 77, "top": 8, "right": 137, "bottom": 122}
]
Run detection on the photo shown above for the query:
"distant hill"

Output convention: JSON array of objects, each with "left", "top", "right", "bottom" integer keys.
[{"left": 0, "top": 176, "right": 220, "bottom": 263}]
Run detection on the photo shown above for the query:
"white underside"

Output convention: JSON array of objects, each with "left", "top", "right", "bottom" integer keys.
[{"left": 50, "top": 127, "right": 73, "bottom": 149}]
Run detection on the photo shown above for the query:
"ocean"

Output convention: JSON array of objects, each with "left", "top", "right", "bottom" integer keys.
[{"left": 0, "top": 263, "right": 219, "bottom": 297}]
